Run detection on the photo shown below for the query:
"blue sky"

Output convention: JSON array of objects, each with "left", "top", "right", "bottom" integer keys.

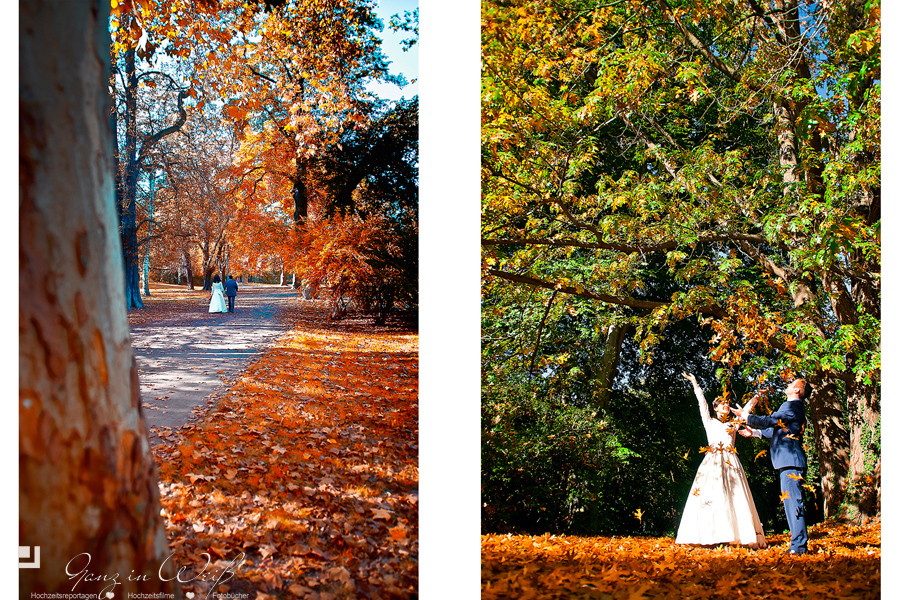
[{"left": 368, "top": 0, "right": 419, "bottom": 101}]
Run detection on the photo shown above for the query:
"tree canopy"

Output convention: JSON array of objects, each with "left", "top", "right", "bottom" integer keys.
[
  {"left": 108, "top": 0, "right": 419, "bottom": 318},
  {"left": 482, "top": 0, "right": 880, "bottom": 532}
]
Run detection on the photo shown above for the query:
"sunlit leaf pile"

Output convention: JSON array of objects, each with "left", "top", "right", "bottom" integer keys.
[
  {"left": 482, "top": 520, "right": 880, "bottom": 599},
  {"left": 134, "top": 296, "right": 418, "bottom": 598}
]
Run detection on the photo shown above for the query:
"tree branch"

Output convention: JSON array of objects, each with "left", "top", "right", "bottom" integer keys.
[
  {"left": 487, "top": 268, "right": 725, "bottom": 317},
  {"left": 655, "top": 0, "right": 741, "bottom": 83},
  {"left": 482, "top": 232, "right": 769, "bottom": 253}
]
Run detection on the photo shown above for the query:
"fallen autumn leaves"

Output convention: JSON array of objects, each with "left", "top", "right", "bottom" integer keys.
[
  {"left": 133, "top": 293, "right": 418, "bottom": 598},
  {"left": 482, "top": 519, "right": 880, "bottom": 599}
]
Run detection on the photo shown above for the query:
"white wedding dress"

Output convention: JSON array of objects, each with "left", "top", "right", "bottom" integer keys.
[
  {"left": 208, "top": 281, "right": 228, "bottom": 313},
  {"left": 675, "top": 386, "right": 767, "bottom": 547}
]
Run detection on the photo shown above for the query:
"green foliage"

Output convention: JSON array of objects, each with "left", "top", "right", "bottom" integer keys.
[{"left": 482, "top": 0, "right": 880, "bottom": 519}]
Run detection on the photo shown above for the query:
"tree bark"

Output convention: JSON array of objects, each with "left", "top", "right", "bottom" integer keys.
[
  {"left": 806, "top": 374, "right": 851, "bottom": 518},
  {"left": 121, "top": 44, "right": 144, "bottom": 309},
  {"left": 20, "top": 0, "right": 176, "bottom": 595},
  {"left": 292, "top": 158, "right": 309, "bottom": 226},
  {"left": 182, "top": 249, "right": 194, "bottom": 290},
  {"left": 142, "top": 173, "right": 156, "bottom": 297},
  {"left": 593, "top": 323, "right": 629, "bottom": 412}
]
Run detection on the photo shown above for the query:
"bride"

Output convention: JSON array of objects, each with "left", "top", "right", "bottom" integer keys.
[
  {"left": 208, "top": 274, "right": 228, "bottom": 313},
  {"left": 676, "top": 372, "right": 766, "bottom": 548}
]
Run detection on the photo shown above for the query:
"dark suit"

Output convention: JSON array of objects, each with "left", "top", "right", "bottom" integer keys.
[
  {"left": 224, "top": 279, "right": 238, "bottom": 312},
  {"left": 747, "top": 398, "right": 808, "bottom": 554}
]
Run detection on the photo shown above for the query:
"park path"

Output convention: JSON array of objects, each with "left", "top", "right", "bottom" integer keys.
[{"left": 129, "top": 284, "right": 298, "bottom": 444}]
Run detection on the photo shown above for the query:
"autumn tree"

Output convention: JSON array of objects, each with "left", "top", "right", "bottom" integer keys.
[
  {"left": 312, "top": 97, "right": 420, "bottom": 317},
  {"left": 20, "top": 0, "right": 175, "bottom": 595},
  {"left": 184, "top": 1, "right": 420, "bottom": 317},
  {"left": 152, "top": 108, "right": 243, "bottom": 290},
  {"left": 482, "top": 0, "right": 879, "bottom": 521},
  {"left": 109, "top": 1, "right": 201, "bottom": 308},
  {"left": 185, "top": 0, "right": 397, "bottom": 227}
]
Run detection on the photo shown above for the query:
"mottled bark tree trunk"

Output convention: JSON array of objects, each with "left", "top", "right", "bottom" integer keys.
[
  {"left": 806, "top": 374, "right": 850, "bottom": 518},
  {"left": 20, "top": 1, "right": 176, "bottom": 596}
]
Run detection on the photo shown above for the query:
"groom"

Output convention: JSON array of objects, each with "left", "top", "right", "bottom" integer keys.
[
  {"left": 224, "top": 275, "right": 239, "bottom": 312},
  {"left": 735, "top": 378, "right": 811, "bottom": 555}
]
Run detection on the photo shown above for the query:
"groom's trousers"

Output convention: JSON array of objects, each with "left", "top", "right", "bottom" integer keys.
[{"left": 779, "top": 467, "right": 808, "bottom": 554}]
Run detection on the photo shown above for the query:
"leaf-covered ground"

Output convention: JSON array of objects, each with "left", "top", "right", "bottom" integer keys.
[
  {"left": 482, "top": 520, "right": 880, "bottom": 599},
  {"left": 131, "top": 290, "right": 418, "bottom": 598}
]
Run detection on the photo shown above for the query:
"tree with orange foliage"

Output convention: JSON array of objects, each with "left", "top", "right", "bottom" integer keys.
[{"left": 152, "top": 108, "right": 244, "bottom": 290}]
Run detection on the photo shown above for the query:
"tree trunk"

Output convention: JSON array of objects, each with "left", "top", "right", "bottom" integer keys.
[
  {"left": 182, "top": 250, "right": 194, "bottom": 290},
  {"left": 806, "top": 374, "right": 851, "bottom": 518},
  {"left": 203, "top": 269, "right": 214, "bottom": 291},
  {"left": 292, "top": 158, "right": 309, "bottom": 226},
  {"left": 846, "top": 380, "right": 880, "bottom": 521},
  {"left": 120, "top": 44, "right": 144, "bottom": 310},
  {"left": 19, "top": 0, "right": 176, "bottom": 596},
  {"left": 142, "top": 173, "right": 156, "bottom": 297},
  {"left": 593, "top": 323, "right": 629, "bottom": 412}
]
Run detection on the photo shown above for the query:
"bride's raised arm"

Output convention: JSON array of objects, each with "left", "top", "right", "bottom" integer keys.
[{"left": 682, "top": 372, "right": 711, "bottom": 424}]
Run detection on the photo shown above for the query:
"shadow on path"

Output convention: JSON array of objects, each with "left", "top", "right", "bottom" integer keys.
[{"left": 130, "top": 284, "right": 298, "bottom": 443}]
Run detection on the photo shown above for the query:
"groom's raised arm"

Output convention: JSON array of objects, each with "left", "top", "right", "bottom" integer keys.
[{"left": 746, "top": 405, "right": 797, "bottom": 430}]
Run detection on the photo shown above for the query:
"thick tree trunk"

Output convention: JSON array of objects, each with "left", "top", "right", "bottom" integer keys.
[
  {"left": 593, "top": 323, "right": 629, "bottom": 412},
  {"left": 19, "top": 1, "right": 176, "bottom": 596},
  {"left": 806, "top": 374, "right": 851, "bottom": 518},
  {"left": 846, "top": 380, "right": 880, "bottom": 521},
  {"left": 202, "top": 265, "right": 215, "bottom": 291}
]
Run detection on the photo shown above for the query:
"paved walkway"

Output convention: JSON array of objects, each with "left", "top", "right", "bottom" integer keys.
[{"left": 129, "top": 284, "right": 298, "bottom": 444}]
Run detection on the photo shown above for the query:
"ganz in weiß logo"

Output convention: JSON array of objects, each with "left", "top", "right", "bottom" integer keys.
[{"left": 19, "top": 546, "right": 40, "bottom": 568}]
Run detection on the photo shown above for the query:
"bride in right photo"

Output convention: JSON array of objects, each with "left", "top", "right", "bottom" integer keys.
[{"left": 676, "top": 372, "right": 766, "bottom": 548}]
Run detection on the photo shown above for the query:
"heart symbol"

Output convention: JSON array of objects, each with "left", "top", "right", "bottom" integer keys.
[
  {"left": 186, "top": 593, "right": 195, "bottom": 599},
  {"left": 106, "top": 594, "right": 114, "bottom": 599}
]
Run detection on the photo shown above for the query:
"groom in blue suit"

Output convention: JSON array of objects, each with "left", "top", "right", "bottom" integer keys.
[{"left": 735, "top": 379, "right": 811, "bottom": 555}]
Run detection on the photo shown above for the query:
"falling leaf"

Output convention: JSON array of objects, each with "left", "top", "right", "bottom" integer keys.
[{"left": 633, "top": 508, "right": 644, "bottom": 523}]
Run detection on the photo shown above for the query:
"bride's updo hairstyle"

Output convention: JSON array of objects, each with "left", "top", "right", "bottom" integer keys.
[{"left": 712, "top": 397, "right": 731, "bottom": 422}]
